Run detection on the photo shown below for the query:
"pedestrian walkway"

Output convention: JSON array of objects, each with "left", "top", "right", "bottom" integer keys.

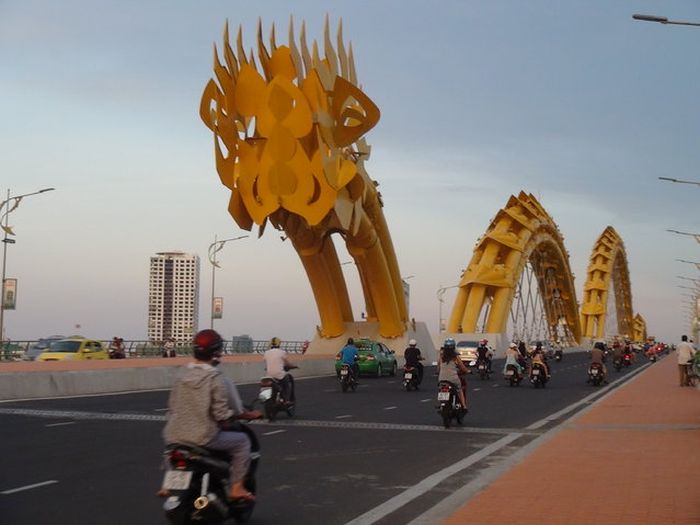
[{"left": 443, "top": 355, "right": 700, "bottom": 524}]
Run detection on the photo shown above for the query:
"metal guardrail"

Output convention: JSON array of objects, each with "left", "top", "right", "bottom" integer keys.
[{"left": 1, "top": 339, "right": 309, "bottom": 361}]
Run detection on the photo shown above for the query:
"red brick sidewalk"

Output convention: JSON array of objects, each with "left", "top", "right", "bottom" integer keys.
[{"left": 443, "top": 355, "right": 700, "bottom": 524}]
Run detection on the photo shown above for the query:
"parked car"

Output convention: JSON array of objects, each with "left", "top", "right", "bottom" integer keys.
[
  {"left": 37, "top": 338, "right": 109, "bottom": 361},
  {"left": 23, "top": 335, "right": 66, "bottom": 361},
  {"left": 335, "top": 338, "right": 398, "bottom": 377}
]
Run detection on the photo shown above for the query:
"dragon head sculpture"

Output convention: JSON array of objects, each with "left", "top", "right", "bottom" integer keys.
[{"left": 200, "top": 16, "right": 380, "bottom": 232}]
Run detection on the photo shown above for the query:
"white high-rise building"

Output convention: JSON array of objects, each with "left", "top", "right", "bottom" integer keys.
[{"left": 148, "top": 252, "right": 200, "bottom": 343}]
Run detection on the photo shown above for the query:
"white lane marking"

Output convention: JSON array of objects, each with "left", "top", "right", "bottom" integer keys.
[
  {"left": 2, "top": 480, "right": 58, "bottom": 495},
  {"left": 359, "top": 384, "right": 369, "bottom": 388},
  {"left": 491, "top": 384, "right": 499, "bottom": 388},
  {"left": 324, "top": 389, "right": 336, "bottom": 393},
  {"left": 383, "top": 406, "right": 397, "bottom": 411},
  {"left": 472, "top": 388, "right": 481, "bottom": 391},
  {"left": 262, "top": 429, "right": 287, "bottom": 436},
  {"left": 45, "top": 421, "right": 75, "bottom": 427},
  {"left": 344, "top": 433, "right": 522, "bottom": 525},
  {"left": 335, "top": 414, "right": 352, "bottom": 419},
  {"left": 387, "top": 381, "right": 396, "bottom": 384},
  {"left": 420, "top": 399, "right": 432, "bottom": 403},
  {"left": 154, "top": 408, "right": 168, "bottom": 412}
]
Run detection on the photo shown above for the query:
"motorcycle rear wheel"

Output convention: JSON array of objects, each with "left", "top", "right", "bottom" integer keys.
[{"left": 441, "top": 405, "right": 451, "bottom": 428}]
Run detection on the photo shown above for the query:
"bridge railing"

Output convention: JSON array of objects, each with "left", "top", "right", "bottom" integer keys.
[{"left": 1, "top": 339, "right": 310, "bottom": 361}]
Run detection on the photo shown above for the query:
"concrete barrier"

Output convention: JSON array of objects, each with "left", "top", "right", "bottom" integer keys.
[{"left": 0, "top": 357, "right": 337, "bottom": 401}]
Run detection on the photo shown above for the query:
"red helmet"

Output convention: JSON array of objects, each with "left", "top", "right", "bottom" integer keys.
[{"left": 193, "top": 329, "right": 223, "bottom": 361}]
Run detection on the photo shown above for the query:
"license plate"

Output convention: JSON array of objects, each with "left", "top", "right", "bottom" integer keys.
[
  {"left": 506, "top": 370, "right": 514, "bottom": 376},
  {"left": 340, "top": 369, "right": 348, "bottom": 376},
  {"left": 591, "top": 370, "right": 598, "bottom": 375},
  {"left": 259, "top": 387, "right": 273, "bottom": 401},
  {"left": 532, "top": 369, "right": 540, "bottom": 375},
  {"left": 162, "top": 470, "right": 192, "bottom": 491},
  {"left": 478, "top": 365, "right": 485, "bottom": 370},
  {"left": 404, "top": 373, "right": 412, "bottom": 379},
  {"left": 437, "top": 392, "right": 450, "bottom": 401}
]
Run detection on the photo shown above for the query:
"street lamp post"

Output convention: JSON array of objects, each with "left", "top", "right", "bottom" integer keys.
[
  {"left": 676, "top": 258, "right": 700, "bottom": 271},
  {"left": 436, "top": 284, "right": 460, "bottom": 335},
  {"left": 0, "top": 187, "right": 55, "bottom": 344},
  {"left": 666, "top": 229, "right": 700, "bottom": 244},
  {"left": 633, "top": 14, "right": 700, "bottom": 27},
  {"left": 207, "top": 234, "right": 248, "bottom": 329},
  {"left": 659, "top": 177, "right": 700, "bottom": 187}
]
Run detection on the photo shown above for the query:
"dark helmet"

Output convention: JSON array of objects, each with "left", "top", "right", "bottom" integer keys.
[
  {"left": 347, "top": 337, "right": 354, "bottom": 345},
  {"left": 594, "top": 341, "right": 605, "bottom": 351},
  {"left": 535, "top": 341, "right": 543, "bottom": 349},
  {"left": 193, "top": 329, "right": 223, "bottom": 361},
  {"left": 443, "top": 338, "right": 456, "bottom": 350}
]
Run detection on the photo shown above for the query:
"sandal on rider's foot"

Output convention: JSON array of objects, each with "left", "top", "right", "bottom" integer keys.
[{"left": 228, "top": 492, "right": 256, "bottom": 503}]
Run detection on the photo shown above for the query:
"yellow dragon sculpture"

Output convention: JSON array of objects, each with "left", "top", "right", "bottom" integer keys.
[{"left": 200, "top": 17, "right": 407, "bottom": 338}]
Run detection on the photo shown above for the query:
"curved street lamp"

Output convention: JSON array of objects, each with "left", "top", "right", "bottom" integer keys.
[
  {"left": 659, "top": 176, "right": 700, "bottom": 187},
  {"left": 207, "top": 234, "right": 248, "bottom": 329},
  {"left": 676, "top": 258, "right": 700, "bottom": 271},
  {"left": 667, "top": 229, "right": 700, "bottom": 244},
  {"left": 633, "top": 14, "right": 700, "bottom": 27},
  {"left": 0, "top": 187, "right": 56, "bottom": 344},
  {"left": 436, "top": 284, "right": 460, "bottom": 334}
]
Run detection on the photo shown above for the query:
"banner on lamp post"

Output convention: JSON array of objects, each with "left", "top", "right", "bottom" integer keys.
[
  {"left": 212, "top": 297, "right": 223, "bottom": 319},
  {"left": 2, "top": 279, "right": 17, "bottom": 310}
]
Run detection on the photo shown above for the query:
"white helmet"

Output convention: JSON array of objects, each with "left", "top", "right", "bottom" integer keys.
[{"left": 408, "top": 339, "right": 417, "bottom": 347}]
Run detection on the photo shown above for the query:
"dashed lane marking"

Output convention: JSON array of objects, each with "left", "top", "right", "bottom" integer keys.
[
  {"left": 420, "top": 399, "right": 432, "bottom": 403},
  {"left": 2, "top": 480, "right": 58, "bottom": 495},
  {"left": 45, "top": 421, "right": 75, "bottom": 427},
  {"left": 154, "top": 408, "right": 168, "bottom": 412},
  {"left": 335, "top": 414, "right": 353, "bottom": 419},
  {"left": 472, "top": 388, "right": 481, "bottom": 391},
  {"left": 383, "top": 406, "right": 397, "bottom": 411},
  {"left": 262, "top": 429, "right": 287, "bottom": 436}
]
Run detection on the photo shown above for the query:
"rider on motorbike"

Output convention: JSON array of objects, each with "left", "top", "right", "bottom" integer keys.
[
  {"left": 338, "top": 338, "right": 360, "bottom": 381},
  {"left": 263, "top": 336, "right": 298, "bottom": 404},
  {"left": 476, "top": 339, "right": 493, "bottom": 373},
  {"left": 404, "top": 339, "right": 424, "bottom": 384},
  {"left": 591, "top": 341, "right": 608, "bottom": 383},
  {"left": 503, "top": 342, "right": 523, "bottom": 375},
  {"left": 163, "top": 329, "right": 260, "bottom": 502},
  {"left": 531, "top": 342, "right": 551, "bottom": 379},
  {"left": 438, "top": 338, "right": 468, "bottom": 412}
]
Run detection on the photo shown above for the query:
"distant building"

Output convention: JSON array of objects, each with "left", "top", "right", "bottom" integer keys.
[{"left": 148, "top": 252, "right": 200, "bottom": 343}]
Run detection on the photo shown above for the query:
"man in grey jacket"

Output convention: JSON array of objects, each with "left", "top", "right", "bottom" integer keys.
[{"left": 163, "top": 329, "right": 260, "bottom": 501}]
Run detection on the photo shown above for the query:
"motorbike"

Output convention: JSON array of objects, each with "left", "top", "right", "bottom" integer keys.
[
  {"left": 613, "top": 357, "right": 623, "bottom": 372},
  {"left": 476, "top": 358, "right": 491, "bottom": 380},
  {"left": 402, "top": 364, "right": 421, "bottom": 391},
  {"left": 529, "top": 362, "right": 548, "bottom": 388},
  {"left": 436, "top": 380, "right": 465, "bottom": 428},
  {"left": 623, "top": 353, "right": 632, "bottom": 367},
  {"left": 587, "top": 362, "right": 605, "bottom": 386},
  {"left": 161, "top": 423, "right": 259, "bottom": 525},
  {"left": 648, "top": 352, "right": 657, "bottom": 363},
  {"left": 554, "top": 349, "right": 563, "bottom": 362},
  {"left": 338, "top": 363, "right": 358, "bottom": 393},
  {"left": 503, "top": 364, "right": 523, "bottom": 387},
  {"left": 258, "top": 374, "right": 295, "bottom": 422}
]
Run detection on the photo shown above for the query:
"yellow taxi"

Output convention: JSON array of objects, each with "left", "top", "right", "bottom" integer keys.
[{"left": 37, "top": 338, "right": 109, "bottom": 361}]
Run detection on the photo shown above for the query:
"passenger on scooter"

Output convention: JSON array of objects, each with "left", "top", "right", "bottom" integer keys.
[
  {"left": 476, "top": 339, "right": 493, "bottom": 372},
  {"left": 338, "top": 338, "right": 360, "bottom": 381},
  {"left": 611, "top": 342, "right": 623, "bottom": 366},
  {"left": 438, "top": 338, "right": 468, "bottom": 412},
  {"left": 503, "top": 342, "right": 523, "bottom": 375},
  {"left": 531, "top": 343, "right": 551, "bottom": 379},
  {"left": 263, "top": 336, "right": 298, "bottom": 404},
  {"left": 404, "top": 339, "right": 424, "bottom": 384},
  {"left": 163, "top": 329, "right": 261, "bottom": 502},
  {"left": 591, "top": 341, "right": 608, "bottom": 383}
]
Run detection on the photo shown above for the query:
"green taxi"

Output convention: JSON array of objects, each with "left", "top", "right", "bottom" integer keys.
[{"left": 335, "top": 338, "right": 398, "bottom": 377}]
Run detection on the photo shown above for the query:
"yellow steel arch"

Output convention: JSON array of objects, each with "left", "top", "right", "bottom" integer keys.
[
  {"left": 633, "top": 313, "right": 647, "bottom": 343},
  {"left": 580, "top": 226, "right": 634, "bottom": 340},
  {"left": 199, "top": 18, "right": 407, "bottom": 338},
  {"left": 447, "top": 192, "right": 581, "bottom": 343}
]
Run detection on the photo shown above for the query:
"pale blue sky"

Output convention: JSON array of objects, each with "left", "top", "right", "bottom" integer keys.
[{"left": 1, "top": 1, "right": 698, "bottom": 343}]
